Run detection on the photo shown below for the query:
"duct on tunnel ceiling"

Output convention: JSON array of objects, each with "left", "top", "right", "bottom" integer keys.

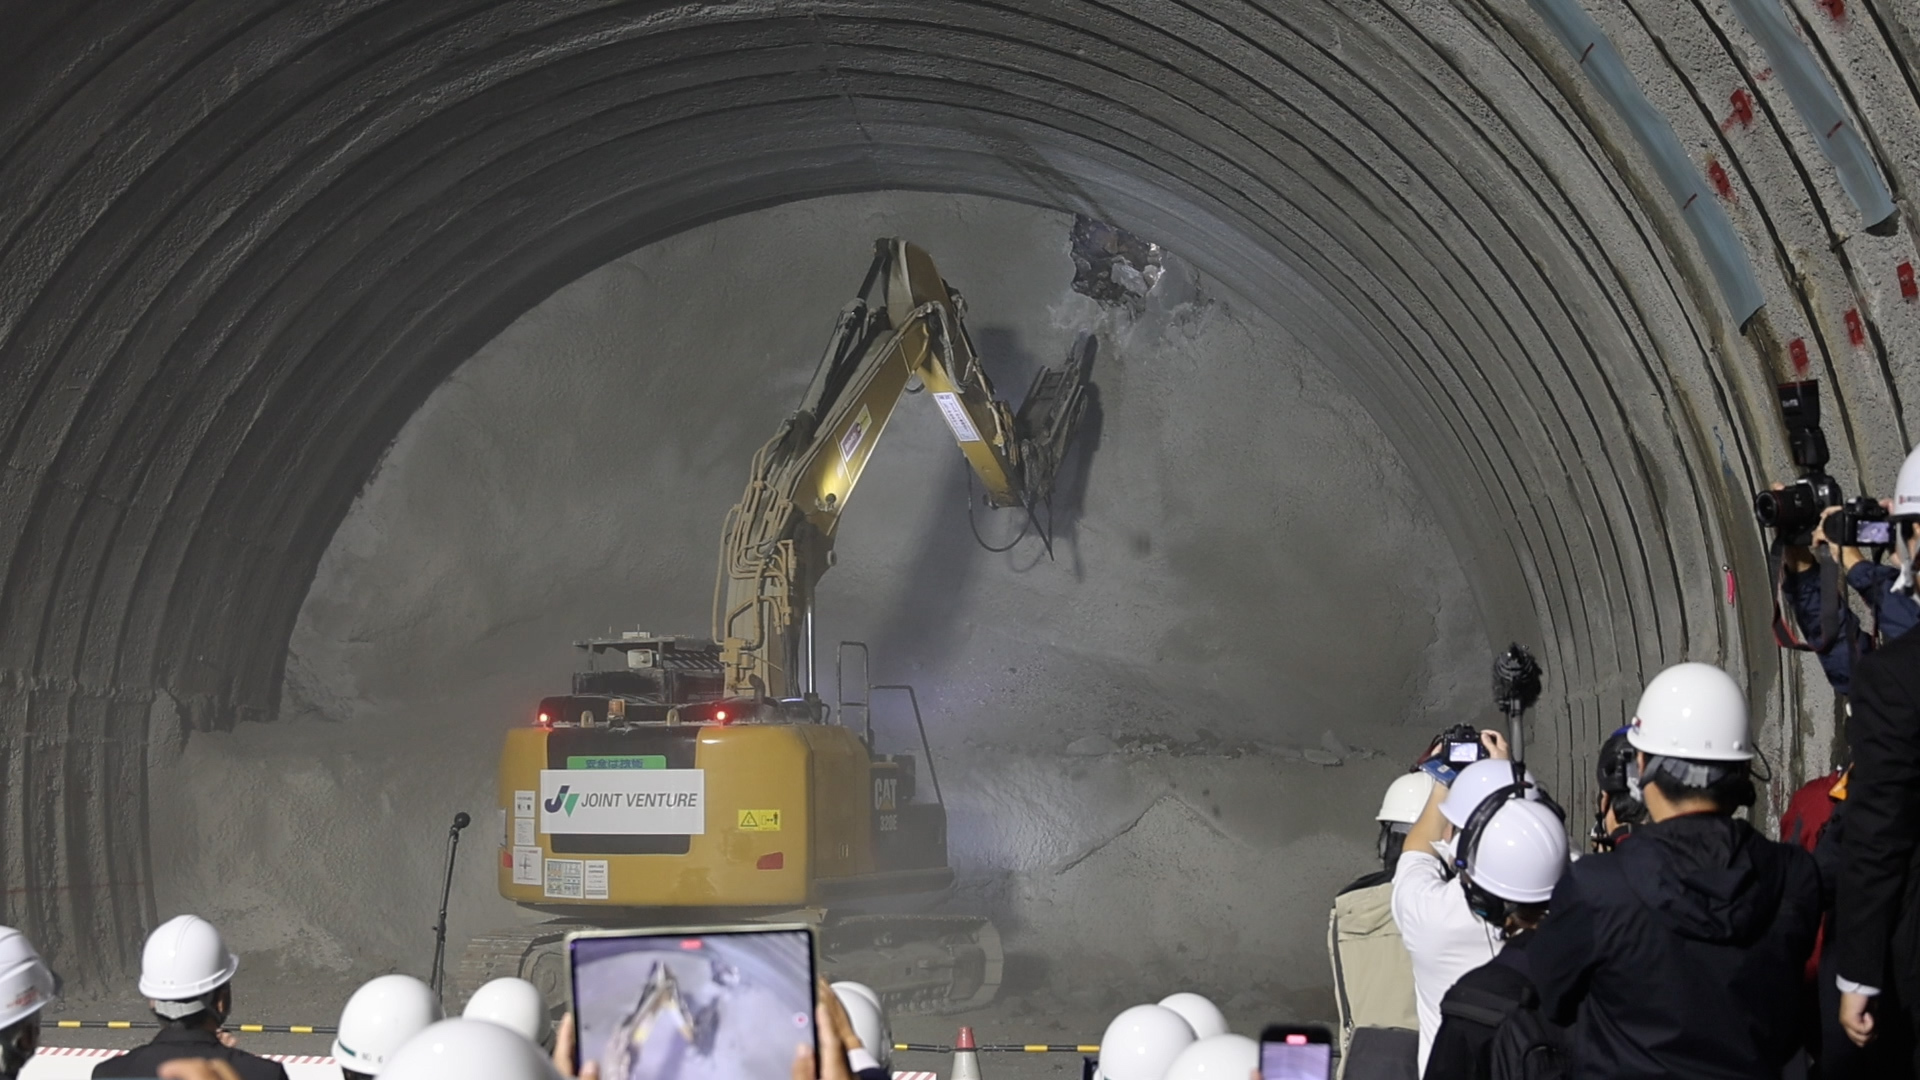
[{"left": 0, "top": 0, "right": 1916, "bottom": 980}]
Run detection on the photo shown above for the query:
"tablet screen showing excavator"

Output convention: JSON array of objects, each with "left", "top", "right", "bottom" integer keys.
[{"left": 568, "top": 925, "right": 817, "bottom": 1080}]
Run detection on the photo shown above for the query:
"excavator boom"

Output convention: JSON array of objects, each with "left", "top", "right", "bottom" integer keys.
[{"left": 713, "top": 240, "right": 1093, "bottom": 700}]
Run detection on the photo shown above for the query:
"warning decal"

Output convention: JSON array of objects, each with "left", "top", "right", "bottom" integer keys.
[
  {"left": 839, "top": 405, "right": 873, "bottom": 462},
  {"left": 512, "top": 847, "right": 542, "bottom": 886},
  {"left": 544, "top": 858, "right": 584, "bottom": 899},
  {"left": 932, "top": 392, "right": 983, "bottom": 442},
  {"left": 737, "top": 809, "right": 783, "bottom": 831}
]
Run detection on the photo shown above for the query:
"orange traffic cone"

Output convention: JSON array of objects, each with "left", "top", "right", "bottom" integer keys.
[{"left": 950, "top": 1025, "right": 983, "bottom": 1080}]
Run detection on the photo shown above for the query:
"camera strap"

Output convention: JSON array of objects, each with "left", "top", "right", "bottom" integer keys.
[{"left": 1768, "top": 534, "right": 1848, "bottom": 653}]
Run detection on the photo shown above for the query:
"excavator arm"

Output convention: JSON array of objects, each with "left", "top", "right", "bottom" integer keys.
[{"left": 713, "top": 239, "right": 1093, "bottom": 701}]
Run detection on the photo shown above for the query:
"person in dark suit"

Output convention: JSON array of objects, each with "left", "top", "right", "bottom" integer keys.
[
  {"left": 1834, "top": 624, "right": 1920, "bottom": 1074},
  {"left": 95, "top": 916, "right": 286, "bottom": 1080}
]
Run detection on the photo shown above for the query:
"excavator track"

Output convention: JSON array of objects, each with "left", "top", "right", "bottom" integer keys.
[
  {"left": 454, "top": 924, "right": 577, "bottom": 1017},
  {"left": 458, "top": 912, "right": 1002, "bottom": 1019},
  {"left": 820, "top": 913, "right": 1003, "bottom": 1016}
]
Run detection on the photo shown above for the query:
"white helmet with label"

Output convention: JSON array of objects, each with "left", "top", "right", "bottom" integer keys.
[
  {"left": 1465, "top": 798, "right": 1570, "bottom": 903},
  {"left": 1156, "top": 993, "right": 1228, "bottom": 1040},
  {"left": 382, "top": 1019, "right": 560, "bottom": 1080},
  {"left": 0, "top": 928, "right": 57, "bottom": 1029},
  {"left": 463, "top": 977, "right": 549, "bottom": 1047},
  {"left": 334, "top": 974, "right": 442, "bottom": 1076},
  {"left": 1440, "top": 759, "right": 1541, "bottom": 828},
  {"left": 1892, "top": 444, "right": 1920, "bottom": 594},
  {"left": 1628, "top": 662, "right": 1753, "bottom": 761},
  {"left": 832, "top": 983, "right": 892, "bottom": 1069},
  {"left": 138, "top": 915, "right": 239, "bottom": 1002},
  {"left": 1095, "top": 1004, "right": 1196, "bottom": 1080},
  {"left": 1163, "top": 1033, "right": 1259, "bottom": 1080},
  {"left": 1376, "top": 773, "right": 1436, "bottom": 825}
]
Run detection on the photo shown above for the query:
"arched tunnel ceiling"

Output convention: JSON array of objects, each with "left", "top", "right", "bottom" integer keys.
[{"left": 0, "top": 0, "right": 1914, "bottom": 973}]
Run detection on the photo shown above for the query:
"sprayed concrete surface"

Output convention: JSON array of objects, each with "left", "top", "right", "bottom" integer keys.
[{"left": 128, "top": 194, "right": 1486, "bottom": 1052}]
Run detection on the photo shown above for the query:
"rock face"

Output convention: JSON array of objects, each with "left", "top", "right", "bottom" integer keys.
[{"left": 149, "top": 193, "right": 1486, "bottom": 1015}]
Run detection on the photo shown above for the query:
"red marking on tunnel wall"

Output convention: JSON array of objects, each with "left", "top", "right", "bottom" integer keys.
[
  {"left": 1899, "top": 262, "right": 1917, "bottom": 300},
  {"left": 1708, "top": 160, "right": 1735, "bottom": 200},
  {"left": 1723, "top": 89, "right": 1754, "bottom": 132},
  {"left": 1790, "top": 338, "right": 1811, "bottom": 373},
  {"left": 1846, "top": 308, "right": 1866, "bottom": 346}
]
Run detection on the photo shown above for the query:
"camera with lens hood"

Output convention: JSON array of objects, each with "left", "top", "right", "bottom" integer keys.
[{"left": 1753, "top": 381, "right": 1845, "bottom": 546}]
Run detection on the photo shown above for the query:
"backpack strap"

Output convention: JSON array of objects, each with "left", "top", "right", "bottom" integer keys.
[{"left": 1440, "top": 984, "right": 1524, "bottom": 1029}]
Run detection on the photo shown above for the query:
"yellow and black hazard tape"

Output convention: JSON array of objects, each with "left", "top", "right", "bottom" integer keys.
[
  {"left": 51, "top": 1021, "right": 334, "bottom": 1035},
  {"left": 893, "top": 1042, "right": 1099, "bottom": 1054}
]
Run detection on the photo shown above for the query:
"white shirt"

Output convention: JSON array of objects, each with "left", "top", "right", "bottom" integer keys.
[{"left": 1390, "top": 845, "right": 1502, "bottom": 1072}]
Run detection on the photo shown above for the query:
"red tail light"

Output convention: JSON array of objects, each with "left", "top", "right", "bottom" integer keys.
[{"left": 756, "top": 852, "right": 785, "bottom": 870}]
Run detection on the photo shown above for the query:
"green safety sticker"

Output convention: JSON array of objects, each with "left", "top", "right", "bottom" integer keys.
[{"left": 567, "top": 755, "right": 667, "bottom": 770}]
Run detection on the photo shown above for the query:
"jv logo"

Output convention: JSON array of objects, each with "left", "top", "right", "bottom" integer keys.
[{"left": 544, "top": 786, "right": 580, "bottom": 816}]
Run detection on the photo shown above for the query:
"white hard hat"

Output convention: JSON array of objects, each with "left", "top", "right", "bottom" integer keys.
[
  {"left": 0, "top": 928, "right": 57, "bottom": 1029},
  {"left": 382, "top": 1018, "right": 560, "bottom": 1080},
  {"left": 1892, "top": 444, "right": 1920, "bottom": 520},
  {"left": 1628, "top": 662, "right": 1753, "bottom": 762},
  {"left": 1163, "top": 1033, "right": 1259, "bottom": 1080},
  {"left": 138, "top": 915, "right": 239, "bottom": 1001},
  {"left": 1465, "top": 799, "right": 1569, "bottom": 903},
  {"left": 1156, "top": 993, "right": 1228, "bottom": 1039},
  {"left": 830, "top": 980, "right": 883, "bottom": 1014},
  {"left": 1440, "top": 759, "right": 1541, "bottom": 828},
  {"left": 1095, "top": 1004, "right": 1196, "bottom": 1080},
  {"left": 332, "top": 974, "right": 442, "bottom": 1075},
  {"left": 832, "top": 984, "right": 891, "bottom": 1069},
  {"left": 463, "top": 977, "right": 549, "bottom": 1047},
  {"left": 1376, "top": 773, "right": 1435, "bottom": 824}
]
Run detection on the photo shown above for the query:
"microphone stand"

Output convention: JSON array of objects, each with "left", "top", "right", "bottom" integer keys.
[{"left": 430, "top": 811, "right": 471, "bottom": 1001}]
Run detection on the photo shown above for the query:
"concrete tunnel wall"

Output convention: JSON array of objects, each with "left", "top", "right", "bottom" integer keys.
[{"left": 0, "top": 0, "right": 1915, "bottom": 985}]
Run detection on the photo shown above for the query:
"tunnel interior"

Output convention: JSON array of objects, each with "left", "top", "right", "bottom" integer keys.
[{"left": 3, "top": 0, "right": 1916, "bottom": 1036}]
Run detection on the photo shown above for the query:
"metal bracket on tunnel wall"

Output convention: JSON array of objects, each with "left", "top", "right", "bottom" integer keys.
[
  {"left": 1528, "top": 0, "right": 1768, "bottom": 327},
  {"left": 1724, "top": 0, "right": 1899, "bottom": 234}
]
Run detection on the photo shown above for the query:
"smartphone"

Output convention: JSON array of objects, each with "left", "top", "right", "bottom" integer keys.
[
  {"left": 567, "top": 924, "right": 817, "bottom": 1079},
  {"left": 1260, "top": 1024, "right": 1334, "bottom": 1080}
]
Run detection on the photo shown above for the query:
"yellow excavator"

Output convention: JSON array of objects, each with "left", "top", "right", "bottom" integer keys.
[{"left": 461, "top": 240, "right": 1094, "bottom": 1016}]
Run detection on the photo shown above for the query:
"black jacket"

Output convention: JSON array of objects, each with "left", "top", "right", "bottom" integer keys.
[
  {"left": 1836, "top": 627, "right": 1920, "bottom": 996},
  {"left": 1529, "top": 813, "right": 1821, "bottom": 1079},
  {"left": 1425, "top": 930, "right": 1544, "bottom": 1080},
  {"left": 91, "top": 1027, "right": 290, "bottom": 1080}
]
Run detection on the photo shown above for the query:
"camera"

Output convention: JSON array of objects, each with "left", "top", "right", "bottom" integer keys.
[
  {"left": 1754, "top": 381, "right": 1844, "bottom": 545},
  {"left": 1824, "top": 496, "right": 1893, "bottom": 548},
  {"left": 1439, "top": 723, "right": 1488, "bottom": 766}
]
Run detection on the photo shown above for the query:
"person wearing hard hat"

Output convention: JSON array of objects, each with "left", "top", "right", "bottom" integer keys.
[
  {"left": 332, "top": 974, "right": 441, "bottom": 1079},
  {"left": 1588, "top": 728, "right": 1648, "bottom": 853},
  {"left": 1424, "top": 794, "right": 1569, "bottom": 1079},
  {"left": 1835, "top": 446, "right": 1920, "bottom": 1074},
  {"left": 463, "top": 977, "right": 551, "bottom": 1049},
  {"left": 1328, "top": 773, "right": 1431, "bottom": 1080},
  {"left": 1392, "top": 734, "right": 1544, "bottom": 1073},
  {"left": 0, "top": 927, "right": 57, "bottom": 1080},
  {"left": 1095, "top": 1003, "right": 1196, "bottom": 1080},
  {"left": 382, "top": 1018, "right": 561, "bottom": 1080},
  {"left": 96, "top": 915, "right": 287, "bottom": 1080},
  {"left": 1530, "top": 663, "right": 1822, "bottom": 1079}
]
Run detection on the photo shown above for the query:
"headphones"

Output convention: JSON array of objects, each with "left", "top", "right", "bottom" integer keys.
[{"left": 1453, "top": 760, "right": 1531, "bottom": 925}]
